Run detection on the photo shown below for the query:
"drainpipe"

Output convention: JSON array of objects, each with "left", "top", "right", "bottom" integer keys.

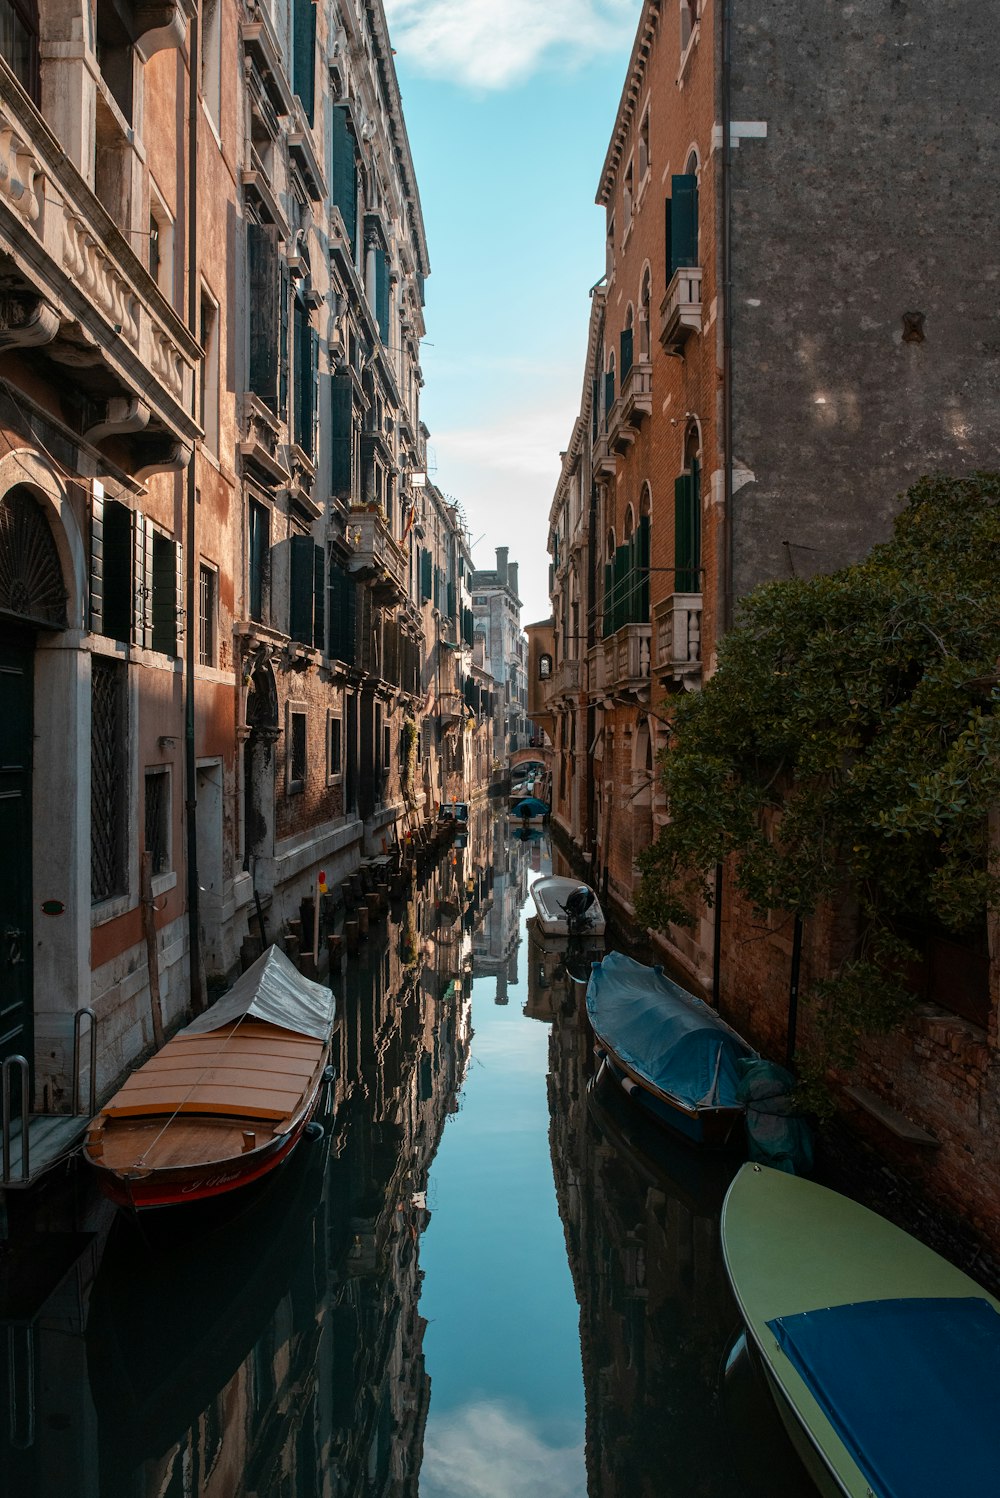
[
  {"left": 185, "top": 2, "right": 204, "bottom": 1012},
  {"left": 720, "top": 0, "right": 734, "bottom": 634}
]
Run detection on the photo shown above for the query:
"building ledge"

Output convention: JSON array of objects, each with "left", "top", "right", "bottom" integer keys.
[{"left": 843, "top": 1086, "right": 940, "bottom": 1147}]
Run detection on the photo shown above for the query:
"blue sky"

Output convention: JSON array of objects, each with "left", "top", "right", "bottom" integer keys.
[{"left": 384, "top": 0, "right": 639, "bottom": 623}]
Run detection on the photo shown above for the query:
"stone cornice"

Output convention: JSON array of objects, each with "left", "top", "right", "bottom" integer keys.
[{"left": 597, "top": 0, "right": 661, "bottom": 208}]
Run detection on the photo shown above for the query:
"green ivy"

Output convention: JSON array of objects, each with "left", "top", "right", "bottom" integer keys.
[{"left": 637, "top": 474, "right": 1000, "bottom": 1082}]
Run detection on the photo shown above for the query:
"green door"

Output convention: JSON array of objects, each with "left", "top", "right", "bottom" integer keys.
[{"left": 0, "top": 631, "right": 33, "bottom": 1080}]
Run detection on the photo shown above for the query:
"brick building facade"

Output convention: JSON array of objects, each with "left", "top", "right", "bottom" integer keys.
[{"left": 542, "top": 0, "right": 1000, "bottom": 1240}]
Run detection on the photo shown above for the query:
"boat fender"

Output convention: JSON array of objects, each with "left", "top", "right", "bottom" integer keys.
[
  {"left": 593, "top": 1044, "right": 607, "bottom": 1061},
  {"left": 621, "top": 1077, "right": 637, "bottom": 1097},
  {"left": 304, "top": 1122, "right": 325, "bottom": 1142}
]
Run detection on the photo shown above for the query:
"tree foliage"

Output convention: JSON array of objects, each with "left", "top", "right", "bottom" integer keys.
[{"left": 637, "top": 474, "right": 1000, "bottom": 1076}]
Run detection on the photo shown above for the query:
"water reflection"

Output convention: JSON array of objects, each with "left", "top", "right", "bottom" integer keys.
[{"left": 0, "top": 816, "right": 814, "bottom": 1498}]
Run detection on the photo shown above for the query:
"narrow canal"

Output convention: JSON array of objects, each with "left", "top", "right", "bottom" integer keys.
[{"left": 0, "top": 812, "right": 815, "bottom": 1497}]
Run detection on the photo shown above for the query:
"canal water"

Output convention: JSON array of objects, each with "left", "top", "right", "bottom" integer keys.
[{"left": 0, "top": 811, "right": 815, "bottom": 1497}]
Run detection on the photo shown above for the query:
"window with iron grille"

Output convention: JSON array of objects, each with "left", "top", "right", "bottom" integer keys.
[
  {"left": 144, "top": 768, "right": 171, "bottom": 876},
  {"left": 199, "top": 562, "right": 217, "bottom": 666},
  {"left": 288, "top": 705, "right": 307, "bottom": 793},
  {"left": 91, "top": 656, "right": 128, "bottom": 904}
]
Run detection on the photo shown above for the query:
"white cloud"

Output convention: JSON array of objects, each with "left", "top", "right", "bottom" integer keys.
[
  {"left": 422, "top": 1400, "right": 584, "bottom": 1498},
  {"left": 384, "top": 0, "right": 636, "bottom": 90}
]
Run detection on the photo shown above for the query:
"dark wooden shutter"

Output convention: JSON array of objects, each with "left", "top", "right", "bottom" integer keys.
[
  {"left": 90, "top": 485, "right": 104, "bottom": 635},
  {"left": 102, "top": 499, "right": 132, "bottom": 643},
  {"left": 604, "top": 370, "right": 614, "bottom": 428},
  {"left": 375, "top": 251, "right": 390, "bottom": 343},
  {"left": 669, "top": 174, "right": 699, "bottom": 276},
  {"left": 620, "top": 327, "right": 633, "bottom": 379},
  {"left": 638, "top": 514, "right": 650, "bottom": 617},
  {"left": 278, "top": 261, "right": 290, "bottom": 420},
  {"left": 289, "top": 533, "right": 315, "bottom": 643},
  {"left": 328, "top": 559, "right": 357, "bottom": 664},
  {"left": 292, "top": 0, "right": 316, "bottom": 123},
  {"left": 134, "top": 513, "right": 152, "bottom": 648},
  {"left": 420, "top": 548, "right": 432, "bottom": 601},
  {"left": 151, "top": 531, "right": 179, "bottom": 656},
  {"left": 313, "top": 543, "right": 325, "bottom": 651},
  {"left": 674, "top": 474, "right": 700, "bottom": 593},
  {"left": 603, "top": 560, "right": 613, "bottom": 637},
  {"left": 591, "top": 377, "right": 599, "bottom": 440},
  {"left": 331, "top": 373, "right": 353, "bottom": 496},
  {"left": 248, "top": 500, "right": 268, "bottom": 623},
  {"left": 247, "top": 223, "right": 280, "bottom": 407},
  {"left": 330, "top": 107, "right": 358, "bottom": 252},
  {"left": 664, "top": 194, "right": 673, "bottom": 281}
]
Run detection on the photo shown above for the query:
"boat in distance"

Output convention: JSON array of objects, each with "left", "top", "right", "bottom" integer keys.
[
  {"left": 721, "top": 1163, "right": 1000, "bottom": 1498},
  {"left": 530, "top": 875, "right": 606, "bottom": 938},
  {"left": 509, "top": 795, "right": 550, "bottom": 822},
  {"left": 586, "top": 950, "right": 756, "bottom": 1147},
  {"left": 84, "top": 945, "right": 336, "bottom": 1210}
]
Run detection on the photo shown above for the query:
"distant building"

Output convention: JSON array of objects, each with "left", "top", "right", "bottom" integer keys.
[{"left": 470, "top": 546, "right": 529, "bottom": 757}]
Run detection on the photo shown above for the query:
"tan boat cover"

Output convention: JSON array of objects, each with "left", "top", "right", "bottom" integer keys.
[{"left": 180, "top": 944, "right": 336, "bottom": 1042}]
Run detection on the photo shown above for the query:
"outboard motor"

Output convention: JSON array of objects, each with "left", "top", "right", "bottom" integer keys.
[{"left": 563, "top": 885, "right": 596, "bottom": 932}]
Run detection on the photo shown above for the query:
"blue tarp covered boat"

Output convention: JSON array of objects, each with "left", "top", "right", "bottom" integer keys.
[
  {"left": 586, "top": 951, "right": 756, "bottom": 1146},
  {"left": 510, "top": 796, "right": 549, "bottom": 821}
]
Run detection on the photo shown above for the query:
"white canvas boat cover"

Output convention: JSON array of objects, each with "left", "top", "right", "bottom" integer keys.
[{"left": 180, "top": 944, "right": 336, "bottom": 1043}]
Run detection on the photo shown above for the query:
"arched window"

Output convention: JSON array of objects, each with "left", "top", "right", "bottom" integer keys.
[
  {"left": 667, "top": 155, "right": 699, "bottom": 280},
  {"left": 0, "top": 485, "right": 67, "bottom": 628},
  {"left": 623, "top": 504, "right": 635, "bottom": 542},
  {"left": 621, "top": 304, "right": 635, "bottom": 379},
  {"left": 538, "top": 653, "right": 552, "bottom": 680},
  {"left": 1, "top": 0, "right": 39, "bottom": 102}
]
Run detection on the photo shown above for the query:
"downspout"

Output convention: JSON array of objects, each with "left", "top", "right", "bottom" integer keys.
[
  {"left": 185, "top": 4, "right": 204, "bottom": 1011},
  {"left": 720, "top": 0, "right": 734, "bottom": 634}
]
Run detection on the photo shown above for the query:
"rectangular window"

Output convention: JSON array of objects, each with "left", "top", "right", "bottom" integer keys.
[
  {"left": 149, "top": 189, "right": 175, "bottom": 305},
  {"left": 291, "top": 0, "right": 316, "bottom": 123},
  {"left": 327, "top": 709, "right": 343, "bottom": 783},
  {"left": 199, "top": 562, "right": 217, "bottom": 666},
  {"left": 144, "top": 767, "right": 171, "bottom": 876},
  {"left": 246, "top": 222, "right": 280, "bottom": 409},
  {"left": 200, "top": 287, "right": 220, "bottom": 455},
  {"left": 201, "top": 0, "right": 221, "bottom": 126},
  {"left": 248, "top": 499, "right": 269, "bottom": 623},
  {"left": 91, "top": 656, "right": 128, "bottom": 904},
  {"left": 667, "top": 174, "right": 699, "bottom": 279},
  {"left": 288, "top": 704, "right": 307, "bottom": 793},
  {"left": 330, "top": 106, "right": 358, "bottom": 253}
]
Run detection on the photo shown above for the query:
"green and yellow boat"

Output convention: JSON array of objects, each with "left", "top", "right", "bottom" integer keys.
[{"left": 721, "top": 1163, "right": 1000, "bottom": 1498}]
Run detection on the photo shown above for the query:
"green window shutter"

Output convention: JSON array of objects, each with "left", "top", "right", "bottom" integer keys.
[
  {"left": 614, "top": 545, "right": 628, "bottom": 633},
  {"left": 278, "top": 261, "right": 290, "bottom": 421},
  {"left": 248, "top": 500, "right": 268, "bottom": 623},
  {"left": 620, "top": 327, "right": 633, "bottom": 379},
  {"left": 328, "top": 560, "right": 356, "bottom": 664},
  {"left": 313, "top": 544, "right": 325, "bottom": 651},
  {"left": 331, "top": 373, "right": 353, "bottom": 496},
  {"left": 420, "top": 548, "right": 432, "bottom": 601},
  {"left": 308, "top": 327, "right": 318, "bottom": 459},
  {"left": 591, "top": 377, "right": 599, "bottom": 440},
  {"left": 289, "top": 533, "right": 315, "bottom": 643},
  {"left": 602, "top": 560, "right": 612, "bottom": 638},
  {"left": 102, "top": 500, "right": 132, "bottom": 643},
  {"left": 674, "top": 474, "right": 701, "bottom": 593},
  {"left": 292, "top": 0, "right": 316, "bottom": 123},
  {"left": 669, "top": 174, "right": 699, "bottom": 277},
  {"left": 375, "top": 251, "right": 390, "bottom": 343},
  {"left": 604, "top": 370, "right": 614, "bottom": 429},
  {"left": 664, "top": 194, "right": 673, "bottom": 282},
  {"left": 446, "top": 580, "right": 455, "bottom": 619},
  {"left": 330, "top": 107, "right": 358, "bottom": 252},
  {"left": 433, "top": 566, "right": 441, "bottom": 610},
  {"left": 638, "top": 514, "right": 650, "bottom": 617},
  {"left": 247, "top": 223, "right": 280, "bottom": 407}
]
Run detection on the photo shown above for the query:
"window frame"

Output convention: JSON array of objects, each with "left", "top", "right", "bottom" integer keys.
[
  {"left": 287, "top": 700, "right": 308, "bottom": 794},
  {"left": 326, "top": 706, "right": 343, "bottom": 785},
  {"left": 198, "top": 559, "right": 218, "bottom": 667}
]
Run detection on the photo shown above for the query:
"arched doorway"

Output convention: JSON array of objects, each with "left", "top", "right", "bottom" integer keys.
[{"left": 0, "top": 485, "right": 68, "bottom": 1078}]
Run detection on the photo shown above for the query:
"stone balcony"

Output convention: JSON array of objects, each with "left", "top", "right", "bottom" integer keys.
[
  {"left": 0, "top": 68, "right": 201, "bottom": 468},
  {"left": 551, "top": 658, "right": 581, "bottom": 700},
  {"left": 346, "top": 505, "right": 407, "bottom": 601},
  {"left": 603, "top": 624, "right": 651, "bottom": 699},
  {"left": 659, "top": 266, "right": 703, "bottom": 353},
  {"left": 617, "top": 358, "right": 652, "bottom": 437},
  {"left": 592, "top": 430, "right": 617, "bottom": 479},
  {"left": 653, "top": 593, "right": 702, "bottom": 683}
]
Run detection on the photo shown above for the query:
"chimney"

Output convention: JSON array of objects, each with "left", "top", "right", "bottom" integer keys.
[
  {"left": 508, "top": 563, "right": 519, "bottom": 600},
  {"left": 495, "top": 546, "right": 509, "bottom": 582}
]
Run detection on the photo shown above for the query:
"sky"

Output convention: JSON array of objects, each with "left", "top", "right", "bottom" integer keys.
[{"left": 383, "top": 0, "right": 640, "bottom": 623}]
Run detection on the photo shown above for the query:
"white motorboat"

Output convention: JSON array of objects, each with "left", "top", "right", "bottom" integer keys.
[{"left": 530, "top": 876, "right": 606, "bottom": 938}]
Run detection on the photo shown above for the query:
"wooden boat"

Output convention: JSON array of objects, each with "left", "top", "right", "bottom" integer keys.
[
  {"left": 84, "top": 945, "right": 336, "bottom": 1210},
  {"left": 586, "top": 951, "right": 756, "bottom": 1147},
  {"left": 530, "top": 875, "right": 606, "bottom": 939},
  {"left": 721, "top": 1163, "right": 1000, "bottom": 1498}
]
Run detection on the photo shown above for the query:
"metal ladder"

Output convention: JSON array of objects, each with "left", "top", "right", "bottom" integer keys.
[{"left": 1, "top": 1007, "right": 97, "bottom": 1186}]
